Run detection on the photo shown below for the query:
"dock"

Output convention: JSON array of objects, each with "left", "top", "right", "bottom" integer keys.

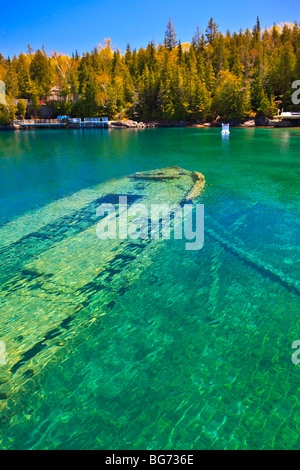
[
  {"left": 13, "top": 117, "right": 110, "bottom": 129},
  {"left": 270, "top": 112, "right": 300, "bottom": 126},
  {"left": 13, "top": 119, "right": 68, "bottom": 129}
]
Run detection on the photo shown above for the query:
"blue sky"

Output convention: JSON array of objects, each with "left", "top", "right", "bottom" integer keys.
[{"left": 1, "top": 0, "right": 299, "bottom": 57}]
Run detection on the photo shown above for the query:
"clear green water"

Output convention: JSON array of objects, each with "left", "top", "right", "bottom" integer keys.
[{"left": 0, "top": 127, "right": 299, "bottom": 449}]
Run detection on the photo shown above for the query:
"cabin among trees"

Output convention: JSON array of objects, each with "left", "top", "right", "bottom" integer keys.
[{"left": 0, "top": 18, "right": 300, "bottom": 125}]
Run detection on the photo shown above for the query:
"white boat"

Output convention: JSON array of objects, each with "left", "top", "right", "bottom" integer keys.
[{"left": 221, "top": 123, "right": 230, "bottom": 135}]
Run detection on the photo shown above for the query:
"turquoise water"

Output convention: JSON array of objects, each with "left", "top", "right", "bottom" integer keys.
[{"left": 0, "top": 127, "right": 300, "bottom": 449}]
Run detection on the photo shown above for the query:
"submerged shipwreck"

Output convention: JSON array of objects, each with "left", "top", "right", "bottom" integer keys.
[
  {"left": 0, "top": 167, "right": 205, "bottom": 411},
  {"left": 1, "top": 163, "right": 300, "bottom": 431}
]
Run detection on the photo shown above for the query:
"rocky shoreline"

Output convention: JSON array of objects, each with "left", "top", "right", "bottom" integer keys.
[{"left": 109, "top": 117, "right": 298, "bottom": 129}]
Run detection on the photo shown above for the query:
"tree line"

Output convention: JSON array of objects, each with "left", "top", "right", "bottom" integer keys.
[{"left": 0, "top": 17, "right": 300, "bottom": 124}]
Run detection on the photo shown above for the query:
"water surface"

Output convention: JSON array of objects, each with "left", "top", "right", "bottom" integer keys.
[{"left": 0, "top": 127, "right": 299, "bottom": 449}]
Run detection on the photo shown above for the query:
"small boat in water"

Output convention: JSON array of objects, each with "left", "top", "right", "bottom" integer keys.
[{"left": 221, "top": 123, "right": 230, "bottom": 135}]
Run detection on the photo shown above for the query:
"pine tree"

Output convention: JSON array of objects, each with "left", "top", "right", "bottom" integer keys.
[
  {"left": 29, "top": 49, "right": 52, "bottom": 98},
  {"left": 206, "top": 18, "right": 219, "bottom": 45},
  {"left": 164, "top": 18, "right": 177, "bottom": 51}
]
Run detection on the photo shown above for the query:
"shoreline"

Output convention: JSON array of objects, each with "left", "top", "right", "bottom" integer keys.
[{"left": 1, "top": 118, "right": 300, "bottom": 131}]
